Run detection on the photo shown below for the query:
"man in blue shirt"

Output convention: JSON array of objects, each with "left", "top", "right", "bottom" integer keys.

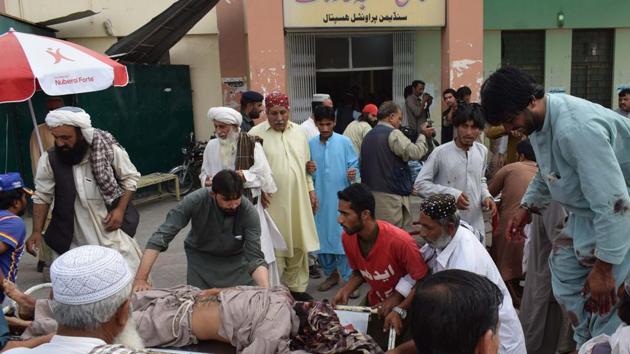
[
  {"left": 481, "top": 67, "right": 630, "bottom": 347},
  {"left": 308, "top": 105, "right": 359, "bottom": 292},
  {"left": 0, "top": 173, "right": 30, "bottom": 302}
]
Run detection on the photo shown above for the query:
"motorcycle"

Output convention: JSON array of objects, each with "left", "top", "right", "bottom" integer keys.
[{"left": 167, "top": 133, "right": 207, "bottom": 195}]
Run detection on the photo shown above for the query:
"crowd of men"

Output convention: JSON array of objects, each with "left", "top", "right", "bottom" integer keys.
[{"left": 0, "top": 66, "right": 629, "bottom": 353}]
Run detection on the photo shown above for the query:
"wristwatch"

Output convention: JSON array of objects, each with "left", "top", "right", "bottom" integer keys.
[{"left": 392, "top": 306, "right": 407, "bottom": 319}]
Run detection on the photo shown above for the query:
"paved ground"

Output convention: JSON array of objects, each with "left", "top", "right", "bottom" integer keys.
[{"left": 13, "top": 196, "right": 391, "bottom": 303}]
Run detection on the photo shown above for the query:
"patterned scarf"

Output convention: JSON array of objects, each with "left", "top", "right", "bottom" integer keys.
[
  {"left": 90, "top": 129, "right": 124, "bottom": 205},
  {"left": 235, "top": 133, "right": 262, "bottom": 202}
]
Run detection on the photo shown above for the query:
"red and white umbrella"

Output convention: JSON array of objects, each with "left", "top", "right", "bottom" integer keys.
[{"left": 0, "top": 29, "right": 128, "bottom": 153}]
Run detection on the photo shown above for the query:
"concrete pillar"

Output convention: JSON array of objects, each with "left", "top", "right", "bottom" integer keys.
[
  {"left": 217, "top": 0, "right": 248, "bottom": 79},
  {"left": 441, "top": 0, "right": 484, "bottom": 101},
  {"left": 243, "top": 0, "right": 287, "bottom": 95}
]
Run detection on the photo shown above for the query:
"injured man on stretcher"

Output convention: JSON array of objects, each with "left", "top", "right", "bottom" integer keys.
[{"left": 4, "top": 281, "right": 382, "bottom": 354}]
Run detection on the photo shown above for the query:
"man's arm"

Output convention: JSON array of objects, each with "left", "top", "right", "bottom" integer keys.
[
  {"left": 332, "top": 270, "right": 365, "bottom": 306},
  {"left": 105, "top": 145, "right": 140, "bottom": 231},
  {"left": 386, "top": 340, "right": 417, "bottom": 354},
  {"left": 28, "top": 154, "right": 54, "bottom": 256},
  {"left": 559, "top": 123, "right": 630, "bottom": 313},
  {"left": 133, "top": 194, "right": 196, "bottom": 291},
  {"left": 485, "top": 125, "right": 507, "bottom": 139},
  {"left": 521, "top": 169, "right": 552, "bottom": 210},
  {"left": 388, "top": 129, "right": 430, "bottom": 162}
]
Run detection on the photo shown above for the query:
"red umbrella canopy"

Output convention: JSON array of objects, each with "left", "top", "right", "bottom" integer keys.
[{"left": 0, "top": 29, "right": 128, "bottom": 103}]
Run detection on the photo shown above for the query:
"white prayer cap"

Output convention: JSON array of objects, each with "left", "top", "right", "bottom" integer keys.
[
  {"left": 45, "top": 106, "right": 96, "bottom": 144},
  {"left": 50, "top": 245, "right": 133, "bottom": 305},
  {"left": 207, "top": 107, "right": 242, "bottom": 126},
  {"left": 312, "top": 93, "right": 330, "bottom": 103}
]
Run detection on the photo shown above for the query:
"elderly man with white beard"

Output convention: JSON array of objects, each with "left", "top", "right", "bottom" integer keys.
[
  {"left": 4, "top": 245, "right": 146, "bottom": 354},
  {"left": 393, "top": 194, "right": 526, "bottom": 354},
  {"left": 198, "top": 107, "right": 284, "bottom": 286}
]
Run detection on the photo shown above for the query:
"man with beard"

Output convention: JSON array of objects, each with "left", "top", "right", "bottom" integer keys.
[
  {"left": 415, "top": 102, "right": 496, "bottom": 237},
  {"left": 4, "top": 245, "right": 146, "bottom": 353},
  {"left": 248, "top": 92, "right": 320, "bottom": 301},
  {"left": 0, "top": 173, "right": 31, "bottom": 302},
  {"left": 395, "top": 194, "right": 526, "bottom": 354},
  {"left": 239, "top": 91, "right": 265, "bottom": 132},
  {"left": 481, "top": 67, "right": 630, "bottom": 347},
  {"left": 133, "top": 169, "right": 268, "bottom": 291},
  {"left": 615, "top": 88, "right": 630, "bottom": 119},
  {"left": 199, "top": 106, "right": 284, "bottom": 286},
  {"left": 332, "top": 183, "right": 428, "bottom": 339},
  {"left": 28, "top": 107, "right": 143, "bottom": 270}
]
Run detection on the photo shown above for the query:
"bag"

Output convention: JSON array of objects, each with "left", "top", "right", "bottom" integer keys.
[{"left": 106, "top": 197, "right": 140, "bottom": 238}]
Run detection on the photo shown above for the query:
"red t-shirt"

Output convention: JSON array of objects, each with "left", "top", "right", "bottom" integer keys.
[{"left": 342, "top": 220, "right": 428, "bottom": 305}]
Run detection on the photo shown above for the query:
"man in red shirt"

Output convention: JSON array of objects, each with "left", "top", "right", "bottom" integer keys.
[{"left": 332, "top": 183, "right": 428, "bottom": 337}]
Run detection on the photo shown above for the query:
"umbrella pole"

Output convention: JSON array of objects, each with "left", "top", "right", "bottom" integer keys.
[{"left": 27, "top": 99, "right": 44, "bottom": 155}]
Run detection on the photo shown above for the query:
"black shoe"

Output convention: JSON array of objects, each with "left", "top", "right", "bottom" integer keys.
[
  {"left": 36, "top": 260, "right": 46, "bottom": 273},
  {"left": 309, "top": 265, "right": 322, "bottom": 279},
  {"left": 291, "top": 291, "right": 314, "bottom": 301}
]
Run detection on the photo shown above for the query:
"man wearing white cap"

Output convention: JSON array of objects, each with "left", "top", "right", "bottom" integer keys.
[
  {"left": 301, "top": 94, "right": 333, "bottom": 140},
  {"left": 4, "top": 245, "right": 145, "bottom": 353},
  {"left": 198, "top": 106, "right": 284, "bottom": 286},
  {"left": 27, "top": 107, "right": 143, "bottom": 270}
]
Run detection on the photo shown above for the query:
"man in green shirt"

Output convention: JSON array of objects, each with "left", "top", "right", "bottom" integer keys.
[{"left": 133, "top": 170, "right": 269, "bottom": 291}]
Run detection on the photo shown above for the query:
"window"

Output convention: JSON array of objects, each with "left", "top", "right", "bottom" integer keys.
[
  {"left": 571, "top": 29, "right": 614, "bottom": 107},
  {"left": 501, "top": 30, "right": 545, "bottom": 85},
  {"left": 315, "top": 35, "right": 393, "bottom": 71}
]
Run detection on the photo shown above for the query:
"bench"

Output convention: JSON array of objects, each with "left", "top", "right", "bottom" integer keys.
[{"left": 134, "top": 172, "right": 180, "bottom": 205}]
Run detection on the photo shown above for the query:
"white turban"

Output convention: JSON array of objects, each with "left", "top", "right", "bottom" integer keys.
[
  {"left": 45, "top": 107, "right": 95, "bottom": 143},
  {"left": 50, "top": 245, "right": 133, "bottom": 305},
  {"left": 207, "top": 107, "right": 242, "bottom": 127}
]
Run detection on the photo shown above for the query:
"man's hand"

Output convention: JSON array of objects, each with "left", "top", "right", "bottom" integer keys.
[
  {"left": 204, "top": 177, "right": 212, "bottom": 187},
  {"left": 379, "top": 291, "right": 404, "bottom": 317},
  {"left": 261, "top": 192, "right": 272, "bottom": 209},
  {"left": 421, "top": 126, "right": 435, "bottom": 138},
  {"left": 347, "top": 168, "right": 357, "bottom": 182},
  {"left": 582, "top": 260, "right": 616, "bottom": 315},
  {"left": 26, "top": 232, "right": 42, "bottom": 257},
  {"left": 332, "top": 288, "right": 350, "bottom": 306},
  {"left": 306, "top": 160, "right": 317, "bottom": 174},
  {"left": 456, "top": 192, "right": 470, "bottom": 210},
  {"left": 506, "top": 207, "right": 531, "bottom": 242},
  {"left": 483, "top": 197, "right": 497, "bottom": 217},
  {"left": 235, "top": 170, "right": 246, "bottom": 181},
  {"left": 132, "top": 278, "right": 151, "bottom": 292},
  {"left": 309, "top": 191, "right": 319, "bottom": 215},
  {"left": 103, "top": 207, "right": 124, "bottom": 232},
  {"left": 384, "top": 311, "right": 404, "bottom": 336}
]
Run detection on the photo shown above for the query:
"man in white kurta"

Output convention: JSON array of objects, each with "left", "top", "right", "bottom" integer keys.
[
  {"left": 248, "top": 93, "right": 319, "bottom": 300},
  {"left": 397, "top": 194, "right": 526, "bottom": 354},
  {"left": 414, "top": 103, "right": 496, "bottom": 235},
  {"left": 301, "top": 94, "right": 333, "bottom": 140},
  {"left": 199, "top": 106, "right": 285, "bottom": 286},
  {"left": 29, "top": 107, "right": 143, "bottom": 270}
]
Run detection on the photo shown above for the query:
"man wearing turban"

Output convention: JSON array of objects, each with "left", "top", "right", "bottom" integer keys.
[
  {"left": 27, "top": 107, "right": 143, "bottom": 270},
  {"left": 248, "top": 93, "right": 320, "bottom": 301},
  {"left": 394, "top": 194, "right": 526, "bottom": 354},
  {"left": 199, "top": 106, "right": 285, "bottom": 286}
]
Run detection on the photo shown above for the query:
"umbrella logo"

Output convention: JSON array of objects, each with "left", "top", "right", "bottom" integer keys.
[{"left": 46, "top": 48, "right": 74, "bottom": 64}]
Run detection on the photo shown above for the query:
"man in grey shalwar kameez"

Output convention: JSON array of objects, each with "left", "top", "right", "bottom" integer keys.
[{"left": 133, "top": 170, "right": 269, "bottom": 291}]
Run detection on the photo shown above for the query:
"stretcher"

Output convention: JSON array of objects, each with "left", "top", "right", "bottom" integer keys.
[
  {"left": 150, "top": 305, "right": 396, "bottom": 354},
  {"left": 4, "top": 286, "right": 396, "bottom": 353}
]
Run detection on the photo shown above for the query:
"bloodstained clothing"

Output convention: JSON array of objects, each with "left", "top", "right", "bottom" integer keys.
[{"left": 342, "top": 220, "right": 427, "bottom": 305}]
